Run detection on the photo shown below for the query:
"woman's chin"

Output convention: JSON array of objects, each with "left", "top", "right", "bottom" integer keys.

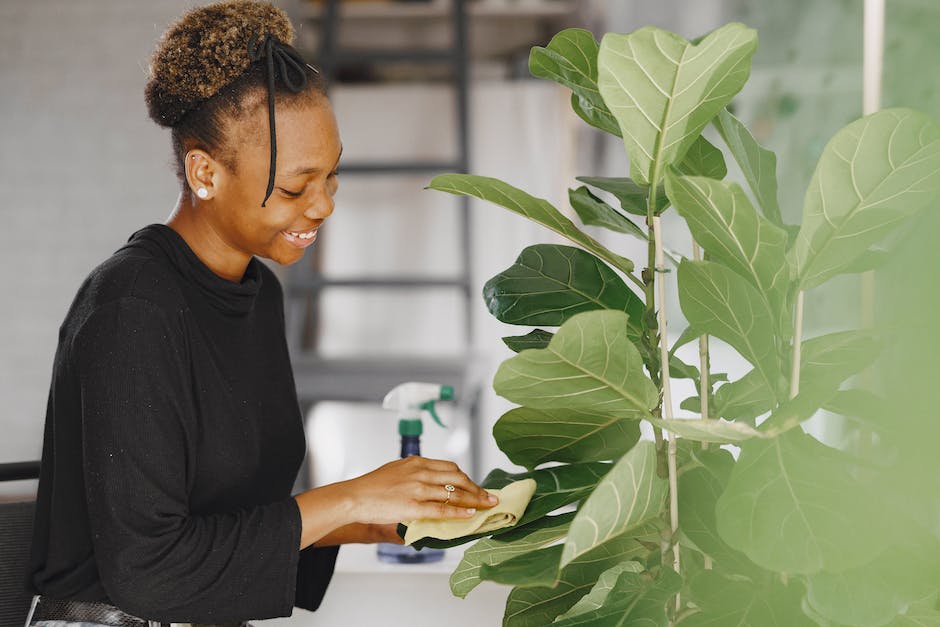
[{"left": 267, "top": 244, "right": 309, "bottom": 266}]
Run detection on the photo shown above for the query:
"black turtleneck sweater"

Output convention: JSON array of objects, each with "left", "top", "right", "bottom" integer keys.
[{"left": 26, "top": 224, "right": 339, "bottom": 622}]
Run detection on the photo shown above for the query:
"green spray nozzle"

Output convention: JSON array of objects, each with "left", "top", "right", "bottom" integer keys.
[
  {"left": 383, "top": 382, "right": 455, "bottom": 430},
  {"left": 419, "top": 400, "right": 446, "bottom": 428},
  {"left": 399, "top": 418, "right": 423, "bottom": 437}
]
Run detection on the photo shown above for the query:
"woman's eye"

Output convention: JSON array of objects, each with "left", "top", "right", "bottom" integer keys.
[{"left": 278, "top": 187, "right": 303, "bottom": 198}]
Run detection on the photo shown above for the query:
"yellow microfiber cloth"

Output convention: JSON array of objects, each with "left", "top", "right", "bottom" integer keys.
[{"left": 403, "top": 478, "right": 537, "bottom": 546}]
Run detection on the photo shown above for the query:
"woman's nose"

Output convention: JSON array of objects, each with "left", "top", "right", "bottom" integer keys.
[{"left": 304, "top": 194, "right": 334, "bottom": 220}]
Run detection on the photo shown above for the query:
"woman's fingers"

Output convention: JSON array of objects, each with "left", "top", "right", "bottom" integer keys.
[
  {"left": 416, "top": 457, "right": 498, "bottom": 507},
  {"left": 417, "top": 482, "right": 497, "bottom": 510},
  {"left": 415, "top": 502, "right": 480, "bottom": 521}
]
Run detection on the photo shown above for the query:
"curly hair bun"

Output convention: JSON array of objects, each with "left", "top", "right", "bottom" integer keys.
[{"left": 145, "top": 0, "right": 295, "bottom": 128}]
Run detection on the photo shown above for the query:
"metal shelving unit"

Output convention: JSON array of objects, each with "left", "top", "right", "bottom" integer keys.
[{"left": 284, "top": 0, "right": 483, "bottom": 486}]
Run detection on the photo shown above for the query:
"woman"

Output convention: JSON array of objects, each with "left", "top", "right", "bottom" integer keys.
[{"left": 24, "top": 1, "right": 496, "bottom": 624}]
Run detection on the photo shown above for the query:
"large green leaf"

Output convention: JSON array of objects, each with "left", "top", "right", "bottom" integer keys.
[
  {"left": 450, "top": 512, "right": 575, "bottom": 598},
  {"left": 822, "top": 388, "right": 892, "bottom": 433},
  {"left": 668, "top": 354, "right": 701, "bottom": 382},
  {"left": 552, "top": 568, "right": 682, "bottom": 626},
  {"left": 668, "top": 354, "right": 724, "bottom": 392},
  {"left": 553, "top": 561, "right": 645, "bottom": 622},
  {"left": 670, "top": 325, "right": 703, "bottom": 354},
  {"left": 495, "top": 310, "right": 659, "bottom": 419},
  {"left": 838, "top": 247, "right": 891, "bottom": 274},
  {"left": 503, "top": 535, "right": 655, "bottom": 627},
  {"left": 576, "top": 176, "right": 668, "bottom": 216},
  {"left": 888, "top": 594, "right": 940, "bottom": 626},
  {"left": 757, "top": 390, "right": 839, "bottom": 434},
  {"left": 713, "top": 108, "right": 783, "bottom": 226},
  {"left": 799, "top": 330, "right": 881, "bottom": 401},
  {"left": 712, "top": 368, "right": 777, "bottom": 422},
  {"left": 760, "top": 331, "right": 881, "bottom": 434},
  {"left": 494, "top": 406, "right": 641, "bottom": 470},
  {"left": 411, "top": 462, "right": 612, "bottom": 549},
  {"left": 647, "top": 417, "right": 766, "bottom": 443},
  {"left": 678, "top": 462, "right": 729, "bottom": 566},
  {"left": 676, "top": 135, "right": 728, "bottom": 180},
  {"left": 758, "top": 329, "right": 884, "bottom": 433},
  {"left": 569, "top": 186, "right": 646, "bottom": 238},
  {"left": 666, "top": 172, "right": 789, "bottom": 326},
  {"left": 503, "top": 329, "right": 554, "bottom": 353},
  {"left": 683, "top": 571, "right": 816, "bottom": 626},
  {"left": 715, "top": 429, "right": 887, "bottom": 574},
  {"left": 597, "top": 23, "right": 757, "bottom": 185},
  {"left": 529, "top": 28, "right": 622, "bottom": 137},
  {"left": 806, "top": 539, "right": 940, "bottom": 627},
  {"left": 792, "top": 108, "right": 940, "bottom": 289},
  {"left": 480, "top": 544, "right": 565, "bottom": 588},
  {"left": 710, "top": 330, "right": 880, "bottom": 425},
  {"left": 561, "top": 441, "right": 668, "bottom": 568},
  {"left": 429, "top": 174, "right": 635, "bottom": 275},
  {"left": 677, "top": 260, "right": 781, "bottom": 400},
  {"left": 484, "top": 245, "right": 644, "bottom": 336},
  {"left": 571, "top": 93, "right": 622, "bottom": 138},
  {"left": 677, "top": 449, "right": 755, "bottom": 573}
]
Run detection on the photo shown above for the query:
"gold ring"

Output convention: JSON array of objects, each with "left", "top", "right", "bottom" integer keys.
[{"left": 444, "top": 484, "right": 456, "bottom": 503}]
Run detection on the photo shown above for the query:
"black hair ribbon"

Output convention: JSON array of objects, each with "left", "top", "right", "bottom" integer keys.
[{"left": 248, "top": 33, "right": 316, "bottom": 207}]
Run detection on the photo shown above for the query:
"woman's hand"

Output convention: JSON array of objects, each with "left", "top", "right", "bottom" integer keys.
[
  {"left": 343, "top": 456, "right": 498, "bottom": 525},
  {"left": 313, "top": 522, "right": 404, "bottom": 546},
  {"left": 294, "top": 456, "right": 497, "bottom": 550}
]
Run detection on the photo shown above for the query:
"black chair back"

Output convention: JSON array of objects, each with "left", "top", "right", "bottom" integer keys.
[{"left": 0, "top": 462, "right": 39, "bottom": 627}]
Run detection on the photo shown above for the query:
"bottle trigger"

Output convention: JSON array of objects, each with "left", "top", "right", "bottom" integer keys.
[{"left": 421, "top": 400, "right": 447, "bottom": 428}]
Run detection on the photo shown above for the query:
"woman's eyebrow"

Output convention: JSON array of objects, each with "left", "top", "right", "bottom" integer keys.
[{"left": 281, "top": 165, "right": 321, "bottom": 177}]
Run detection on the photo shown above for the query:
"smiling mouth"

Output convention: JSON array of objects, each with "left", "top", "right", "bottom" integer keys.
[
  {"left": 286, "top": 228, "right": 317, "bottom": 239},
  {"left": 282, "top": 228, "right": 319, "bottom": 248}
]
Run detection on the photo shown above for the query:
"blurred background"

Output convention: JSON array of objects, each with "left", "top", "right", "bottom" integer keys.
[{"left": 1, "top": 0, "right": 938, "bottom": 624}]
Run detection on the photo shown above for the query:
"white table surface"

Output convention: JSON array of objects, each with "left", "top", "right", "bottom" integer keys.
[{"left": 257, "top": 543, "right": 510, "bottom": 627}]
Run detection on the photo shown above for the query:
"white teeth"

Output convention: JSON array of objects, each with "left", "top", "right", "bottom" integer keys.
[{"left": 287, "top": 230, "right": 316, "bottom": 240}]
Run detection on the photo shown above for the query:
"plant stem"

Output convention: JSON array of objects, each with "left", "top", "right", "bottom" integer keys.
[
  {"left": 790, "top": 291, "right": 804, "bottom": 399},
  {"left": 645, "top": 178, "right": 665, "bottom": 464},
  {"left": 692, "top": 242, "right": 712, "bottom": 445},
  {"left": 858, "top": 272, "right": 875, "bottom": 457},
  {"left": 625, "top": 268, "right": 647, "bottom": 292},
  {"left": 654, "top": 216, "right": 681, "bottom": 613},
  {"left": 698, "top": 334, "right": 711, "bottom": 424},
  {"left": 693, "top": 245, "right": 714, "bottom": 572}
]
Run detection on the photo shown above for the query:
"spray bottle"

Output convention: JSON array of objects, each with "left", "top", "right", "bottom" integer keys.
[{"left": 376, "top": 382, "right": 454, "bottom": 564}]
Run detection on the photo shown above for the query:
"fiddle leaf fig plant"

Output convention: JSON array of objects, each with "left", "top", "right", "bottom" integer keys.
[
  {"left": 417, "top": 22, "right": 940, "bottom": 627},
  {"left": 597, "top": 23, "right": 757, "bottom": 187}
]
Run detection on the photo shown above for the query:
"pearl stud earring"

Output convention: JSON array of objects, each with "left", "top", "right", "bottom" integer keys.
[{"left": 196, "top": 187, "right": 209, "bottom": 199}]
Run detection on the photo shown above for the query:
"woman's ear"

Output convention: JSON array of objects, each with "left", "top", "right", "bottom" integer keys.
[{"left": 184, "top": 149, "right": 218, "bottom": 201}]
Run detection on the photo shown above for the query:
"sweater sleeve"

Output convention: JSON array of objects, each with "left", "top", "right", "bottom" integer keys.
[
  {"left": 295, "top": 544, "right": 340, "bottom": 611},
  {"left": 73, "top": 297, "right": 302, "bottom": 622},
  {"left": 267, "top": 269, "right": 342, "bottom": 612}
]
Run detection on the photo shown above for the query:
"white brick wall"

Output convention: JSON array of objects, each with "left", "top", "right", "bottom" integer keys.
[{"left": 0, "top": 1, "right": 196, "bottom": 492}]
